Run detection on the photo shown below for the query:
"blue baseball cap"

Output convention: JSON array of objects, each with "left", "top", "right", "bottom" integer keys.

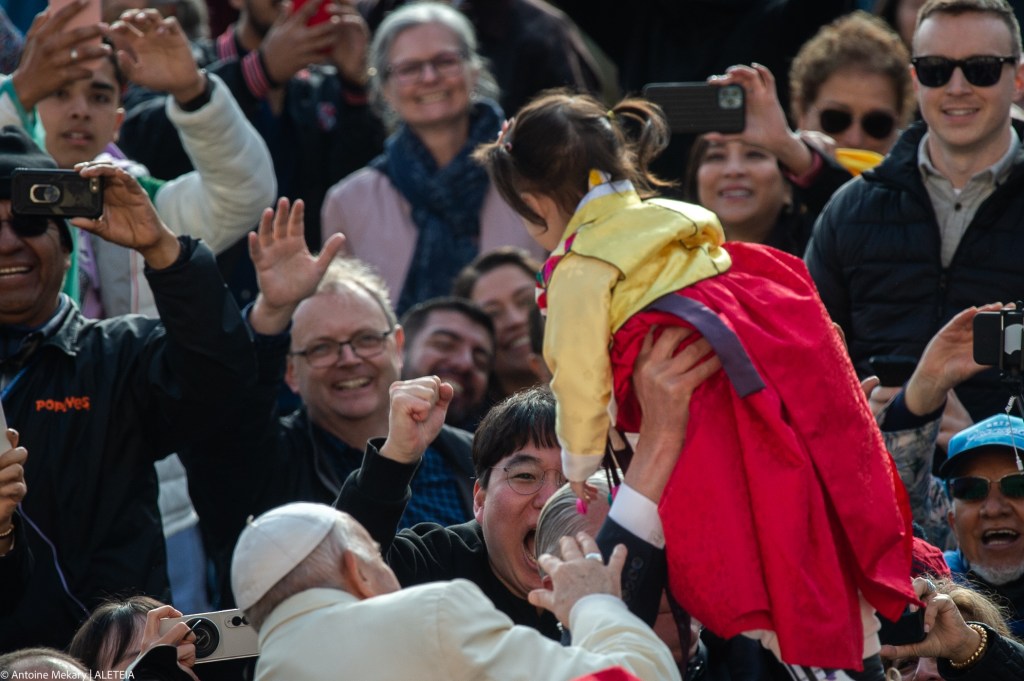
[{"left": 939, "top": 414, "right": 1024, "bottom": 478}]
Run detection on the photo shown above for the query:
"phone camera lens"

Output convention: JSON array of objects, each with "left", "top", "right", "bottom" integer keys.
[
  {"left": 186, "top": 618, "right": 220, "bottom": 658},
  {"left": 29, "top": 184, "right": 61, "bottom": 205}
]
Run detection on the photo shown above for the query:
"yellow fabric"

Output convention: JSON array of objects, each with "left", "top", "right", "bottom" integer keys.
[{"left": 545, "top": 183, "right": 731, "bottom": 481}]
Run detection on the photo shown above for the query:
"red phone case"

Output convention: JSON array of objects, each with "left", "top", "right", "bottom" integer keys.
[{"left": 291, "top": 0, "right": 332, "bottom": 27}]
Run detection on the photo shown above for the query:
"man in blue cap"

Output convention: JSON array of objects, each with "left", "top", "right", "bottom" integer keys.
[{"left": 941, "top": 413, "right": 1024, "bottom": 636}]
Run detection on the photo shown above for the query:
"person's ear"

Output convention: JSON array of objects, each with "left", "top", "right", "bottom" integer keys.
[
  {"left": 520, "top": 192, "right": 545, "bottom": 224},
  {"left": 284, "top": 357, "right": 301, "bottom": 395},
  {"left": 341, "top": 551, "right": 376, "bottom": 599},
  {"left": 473, "top": 478, "right": 486, "bottom": 524},
  {"left": 393, "top": 324, "right": 405, "bottom": 355},
  {"left": 111, "top": 107, "right": 125, "bottom": 144}
]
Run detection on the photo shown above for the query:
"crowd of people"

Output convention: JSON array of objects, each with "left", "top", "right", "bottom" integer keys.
[{"left": 2, "top": 0, "right": 1024, "bottom": 680}]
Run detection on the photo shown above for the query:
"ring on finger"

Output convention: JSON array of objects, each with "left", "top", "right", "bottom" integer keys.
[
  {"left": 70, "top": 48, "right": 79, "bottom": 62},
  {"left": 584, "top": 552, "right": 603, "bottom": 562}
]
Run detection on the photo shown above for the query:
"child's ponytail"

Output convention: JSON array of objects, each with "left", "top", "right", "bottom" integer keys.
[
  {"left": 608, "top": 98, "right": 674, "bottom": 196},
  {"left": 474, "top": 89, "right": 675, "bottom": 228}
]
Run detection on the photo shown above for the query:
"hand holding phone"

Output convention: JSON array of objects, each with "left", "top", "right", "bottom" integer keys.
[
  {"left": 12, "top": 0, "right": 109, "bottom": 111},
  {"left": 291, "top": 0, "right": 333, "bottom": 27},
  {"left": 48, "top": 0, "right": 104, "bottom": 68},
  {"left": 12, "top": 169, "right": 104, "bottom": 219},
  {"left": 642, "top": 82, "right": 745, "bottom": 135}
]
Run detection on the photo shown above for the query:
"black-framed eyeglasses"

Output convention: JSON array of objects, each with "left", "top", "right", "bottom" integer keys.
[
  {"left": 385, "top": 50, "right": 466, "bottom": 84},
  {"left": 495, "top": 461, "right": 567, "bottom": 495},
  {"left": 911, "top": 55, "right": 1018, "bottom": 88},
  {"left": 947, "top": 473, "right": 1024, "bottom": 501},
  {"left": 1, "top": 214, "right": 55, "bottom": 239},
  {"left": 818, "top": 108, "right": 897, "bottom": 140},
  {"left": 290, "top": 329, "right": 393, "bottom": 368}
]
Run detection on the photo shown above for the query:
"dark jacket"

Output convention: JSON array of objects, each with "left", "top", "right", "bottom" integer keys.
[
  {"left": 334, "top": 440, "right": 667, "bottom": 639},
  {"left": 805, "top": 120, "right": 1024, "bottom": 421},
  {"left": 182, "top": 330, "right": 476, "bottom": 605},
  {"left": 937, "top": 622, "right": 1024, "bottom": 680},
  {"left": 0, "top": 238, "right": 255, "bottom": 652}
]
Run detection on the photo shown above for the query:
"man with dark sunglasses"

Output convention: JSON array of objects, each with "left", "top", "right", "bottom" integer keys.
[
  {"left": 806, "top": 0, "right": 1024, "bottom": 424},
  {"left": 868, "top": 300, "right": 1024, "bottom": 637},
  {"left": 939, "top": 415, "right": 1024, "bottom": 637}
]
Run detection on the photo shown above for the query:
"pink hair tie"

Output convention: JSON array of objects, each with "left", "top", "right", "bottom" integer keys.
[{"left": 575, "top": 498, "right": 588, "bottom": 515}]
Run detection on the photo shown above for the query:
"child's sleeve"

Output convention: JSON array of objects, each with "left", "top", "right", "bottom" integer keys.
[{"left": 544, "top": 255, "right": 620, "bottom": 482}]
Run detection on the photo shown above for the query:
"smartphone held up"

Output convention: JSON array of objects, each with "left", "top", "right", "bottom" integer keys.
[
  {"left": 642, "top": 82, "right": 746, "bottom": 135},
  {"left": 12, "top": 169, "right": 104, "bottom": 219}
]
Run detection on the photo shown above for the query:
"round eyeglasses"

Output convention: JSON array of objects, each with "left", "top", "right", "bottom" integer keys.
[
  {"left": 290, "top": 329, "right": 393, "bottom": 368},
  {"left": 495, "top": 461, "right": 567, "bottom": 495},
  {"left": 385, "top": 50, "right": 466, "bottom": 85}
]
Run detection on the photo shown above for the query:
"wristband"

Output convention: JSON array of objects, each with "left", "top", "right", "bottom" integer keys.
[{"left": 178, "top": 71, "right": 213, "bottom": 112}]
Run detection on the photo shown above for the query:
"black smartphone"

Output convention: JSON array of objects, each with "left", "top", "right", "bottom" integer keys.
[
  {"left": 11, "top": 168, "right": 103, "bottom": 219},
  {"left": 879, "top": 606, "right": 927, "bottom": 646},
  {"left": 868, "top": 354, "right": 918, "bottom": 387},
  {"left": 641, "top": 82, "right": 745, "bottom": 135},
  {"left": 974, "top": 308, "right": 1024, "bottom": 368}
]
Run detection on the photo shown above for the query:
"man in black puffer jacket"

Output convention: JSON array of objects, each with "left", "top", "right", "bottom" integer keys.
[{"left": 806, "top": 0, "right": 1024, "bottom": 423}]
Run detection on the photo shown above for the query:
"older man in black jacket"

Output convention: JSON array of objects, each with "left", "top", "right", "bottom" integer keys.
[{"left": 0, "top": 127, "right": 255, "bottom": 651}]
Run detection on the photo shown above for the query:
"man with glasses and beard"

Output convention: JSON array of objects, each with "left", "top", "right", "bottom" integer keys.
[{"left": 806, "top": 0, "right": 1024, "bottom": 425}]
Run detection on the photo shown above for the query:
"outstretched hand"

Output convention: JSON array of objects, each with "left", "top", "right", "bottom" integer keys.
[
  {"left": 71, "top": 163, "right": 181, "bottom": 269},
  {"left": 379, "top": 377, "right": 454, "bottom": 465},
  {"left": 528, "top": 532, "right": 627, "bottom": 628},
  {"left": 11, "top": 1, "right": 111, "bottom": 111},
  {"left": 108, "top": 9, "right": 206, "bottom": 104},
  {"left": 706, "top": 63, "right": 815, "bottom": 175},
  {"left": 902, "top": 303, "right": 1002, "bottom": 416},
  {"left": 248, "top": 197, "right": 346, "bottom": 335}
]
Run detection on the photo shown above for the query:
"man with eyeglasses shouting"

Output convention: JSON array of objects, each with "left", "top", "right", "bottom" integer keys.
[
  {"left": 333, "top": 324, "right": 720, "bottom": 643},
  {"left": 806, "top": 0, "right": 1024, "bottom": 425}
]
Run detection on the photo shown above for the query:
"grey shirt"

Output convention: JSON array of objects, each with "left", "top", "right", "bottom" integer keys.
[{"left": 919, "top": 128, "right": 1022, "bottom": 267}]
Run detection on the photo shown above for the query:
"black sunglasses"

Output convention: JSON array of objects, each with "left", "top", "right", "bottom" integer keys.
[
  {"left": 947, "top": 473, "right": 1024, "bottom": 501},
  {"left": 2, "top": 214, "right": 55, "bottom": 239},
  {"left": 818, "top": 109, "right": 896, "bottom": 140},
  {"left": 912, "top": 55, "right": 1018, "bottom": 88}
]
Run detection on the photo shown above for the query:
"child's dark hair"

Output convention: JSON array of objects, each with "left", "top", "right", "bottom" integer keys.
[{"left": 473, "top": 89, "right": 674, "bottom": 227}]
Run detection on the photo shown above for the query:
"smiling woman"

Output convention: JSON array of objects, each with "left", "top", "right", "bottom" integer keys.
[
  {"left": 453, "top": 246, "right": 544, "bottom": 401},
  {"left": 320, "top": 2, "right": 545, "bottom": 315}
]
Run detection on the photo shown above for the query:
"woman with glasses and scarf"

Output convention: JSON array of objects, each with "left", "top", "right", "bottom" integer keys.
[{"left": 320, "top": 2, "right": 543, "bottom": 315}]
